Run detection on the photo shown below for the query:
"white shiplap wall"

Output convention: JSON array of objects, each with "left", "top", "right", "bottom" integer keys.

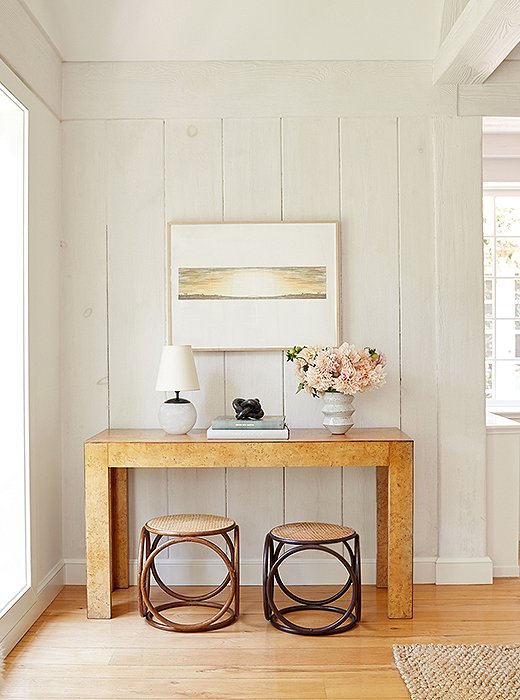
[
  {"left": 434, "top": 115, "right": 489, "bottom": 583},
  {"left": 61, "top": 62, "right": 486, "bottom": 584}
]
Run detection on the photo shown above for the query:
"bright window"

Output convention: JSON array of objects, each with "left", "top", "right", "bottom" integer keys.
[
  {"left": 484, "top": 190, "right": 520, "bottom": 404},
  {"left": 0, "top": 82, "right": 29, "bottom": 616}
]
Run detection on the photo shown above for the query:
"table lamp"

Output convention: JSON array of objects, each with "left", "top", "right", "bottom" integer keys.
[{"left": 155, "top": 345, "right": 200, "bottom": 434}]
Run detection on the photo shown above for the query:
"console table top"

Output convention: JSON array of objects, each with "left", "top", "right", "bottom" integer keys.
[{"left": 86, "top": 427, "right": 412, "bottom": 444}]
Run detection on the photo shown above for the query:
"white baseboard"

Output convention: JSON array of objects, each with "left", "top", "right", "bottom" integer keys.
[
  {"left": 493, "top": 564, "right": 520, "bottom": 578},
  {"left": 413, "top": 558, "right": 437, "bottom": 583},
  {"left": 435, "top": 557, "right": 494, "bottom": 584},
  {"left": 36, "top": 559, "right": 64, "bottom": 594},
  {"left": 63, "top": 558, "right": 89, "bottom": 585},
  {"left": 64, "top": 556, "right": 440, "bottom": 586},
  {"left": 0, "top": 560, "right": 64, "bottom": 655},
  {"left": 65, "top": 558, "right": 370, "bottom": 586}
]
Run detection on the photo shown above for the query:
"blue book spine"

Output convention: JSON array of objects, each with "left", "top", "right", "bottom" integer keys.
[{"left": 211, "top": 416, "right": 285, "bottom": 430}]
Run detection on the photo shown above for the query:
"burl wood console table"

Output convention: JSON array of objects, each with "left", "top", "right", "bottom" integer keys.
[{"left": 84, "top": 428, "right": 414, "bottom": 620}]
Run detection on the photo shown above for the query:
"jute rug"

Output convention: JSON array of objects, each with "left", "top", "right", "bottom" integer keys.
[{"left": 393, "top": 644, "right": 520, "bottom": 699}]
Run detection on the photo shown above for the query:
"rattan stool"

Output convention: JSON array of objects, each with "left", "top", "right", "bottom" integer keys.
[
  {"left": 137, "top": 513, "right": 239, "bottom": 632},
  {"left": 263, "top": 521, "right": 361, "bottom": 635}
]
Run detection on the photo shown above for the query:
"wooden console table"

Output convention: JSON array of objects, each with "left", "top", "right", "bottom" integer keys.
[{"left": 84, "top": 428, "right": 413, "bottom": 619}]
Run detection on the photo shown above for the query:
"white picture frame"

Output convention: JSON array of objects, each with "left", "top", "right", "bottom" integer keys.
[{"left": 167, "top": 221, "right": 340, "bottom": 351}]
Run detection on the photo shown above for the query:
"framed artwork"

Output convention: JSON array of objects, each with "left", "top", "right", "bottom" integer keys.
[{"left": 167, "top": 221, "right": 340, "bottom": 350}]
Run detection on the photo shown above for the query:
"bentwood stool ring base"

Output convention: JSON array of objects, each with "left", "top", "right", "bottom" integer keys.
[
  {"left": 137, "top": 514, "right": 239, "bottom": 632},
  {"left": 263, "top": 522, "right": 361, "bottom": 636}
]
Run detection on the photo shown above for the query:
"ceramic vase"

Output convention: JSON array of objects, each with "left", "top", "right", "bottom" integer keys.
[{"left": 321, "top": 391, "right": 355, "bottom": 434}]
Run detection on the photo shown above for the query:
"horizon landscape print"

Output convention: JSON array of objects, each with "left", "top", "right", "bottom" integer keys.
[
  {"left": 178, "top": 265, "right": 327, "bottom": 300},
  {"left": 169, "top": 221, "right": 338, "bottom": 349}
]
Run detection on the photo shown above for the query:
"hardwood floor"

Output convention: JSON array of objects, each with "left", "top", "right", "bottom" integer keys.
[{"left": 3, "top": 580, "right": 520, "bottom": 699}]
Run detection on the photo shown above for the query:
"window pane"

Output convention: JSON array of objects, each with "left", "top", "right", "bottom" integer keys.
[
  {"left": 485, "top": 320, "right": 494, "bottom": 359},
  {"left": 484, "top": 280, "right": 493, "bottom": 318},
  {"left": 495, "top": 239, "right": 520, "bottom": 277},
  {"left": 483, "top": 196, "right": 494, "bottom": 237},
  {"left": 495, "top": 279, "right": 515, "bottom": 318},
  {"left": 496, "top": 320, "right": 516, "bottom": 358},
  {"left": 495, "top": 361, "right": 520, "bottom": 400},
  {"left": 485, "top": 332, "right": 493, "bottom": 358},
  {"left": 485, "top": 362, "right": 493, "bottom": 399},
  {"left": 483, "top": 239, "right": 494, "bottom": 276},
  {"left": 496, "top": 197, "right": 520, "bottom": 236}
]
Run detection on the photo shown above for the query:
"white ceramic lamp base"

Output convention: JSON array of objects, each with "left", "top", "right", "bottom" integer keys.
[{"left": 158, "top": 399, "right": 197, "bottom": 435}]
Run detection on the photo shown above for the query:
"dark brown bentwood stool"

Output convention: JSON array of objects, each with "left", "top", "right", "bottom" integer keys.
[
  {"left": 137, "top": 513, "right": 239, "bottom": 632},
  {"left": 263, "top": 521, "right": 361, "bottom": 635}
]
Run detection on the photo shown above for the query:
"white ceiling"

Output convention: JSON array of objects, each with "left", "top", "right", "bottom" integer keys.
[{"left": 21, "top": 0, "right": 444, "bottom": 62}]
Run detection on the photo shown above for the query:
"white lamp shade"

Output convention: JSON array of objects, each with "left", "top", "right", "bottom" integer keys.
[{"left": 155, "top": 345, "right": 200, "bottom": 392}]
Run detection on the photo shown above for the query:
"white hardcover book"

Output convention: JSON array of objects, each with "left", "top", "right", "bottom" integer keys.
[{"left": 206, "top": 427, "right": 289, "bottom": 440}]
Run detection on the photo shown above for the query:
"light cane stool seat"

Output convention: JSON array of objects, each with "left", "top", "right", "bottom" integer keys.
[
  {"left": 146, "top": 513, "right": 235, "bottom": 537},
  {"left": 137, "top": 513, "right": 239, "bottom": 633},
  {"left": 270, "top": 521, "right": 355, "bottom": 544}
]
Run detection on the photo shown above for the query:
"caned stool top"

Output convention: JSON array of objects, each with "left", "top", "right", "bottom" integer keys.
[
  {"left": 270, "top": 521, "right": 356, "bottom": 544},
  {"left": 145, "top": 513, "right": 236, "bottom": 537}
]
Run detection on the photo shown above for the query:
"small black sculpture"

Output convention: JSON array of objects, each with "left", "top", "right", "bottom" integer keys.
[{"left": 232, "top": 397, "right": 264, "bottom": 420}]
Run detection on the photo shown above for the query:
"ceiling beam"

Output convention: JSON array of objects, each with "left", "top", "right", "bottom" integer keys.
[
  {"left": 434, "top": 0, "right": 520, "bottom": 84},
  {"left": 439, "top": 0, "right": 470, "bottom": 42}
]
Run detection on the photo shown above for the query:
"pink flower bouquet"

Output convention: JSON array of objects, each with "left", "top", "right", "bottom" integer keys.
[{"left": 286, "top": 343, "right": 386, "bottom": 397}]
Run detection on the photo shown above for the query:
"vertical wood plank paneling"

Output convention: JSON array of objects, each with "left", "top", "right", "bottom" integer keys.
[
  {"left": 399, "top": 117, "right": 438, "bottom": 560},
  {"left": 340, "top": 118, "right": 400, "bottom": 425},
  {"left": 165, "top": 119, "right": 226, "bottom": 539},
  {"left": 340, "top": 118, "right": 400, "bottom": 559},
  {"left": 434, "top": 115, "right": 487, "bottom": 559},
  {"left": 223, "top": 118, "right": 282, "bottom": 221},
  {"left": 222, "top": 118, "right": 283, "bottom": 418},
  {"left": 106, "top": 120, "right": 167, "bottom": 557},
  {"left": 61, "top": 121, "right": 108, "bottom": 561},
  {"left": 223, "top": 118, "right": 284, "bottom": 566},
  {"left": 282, "top": 117, "right": 340, "bottom": 427},
  {"left": 281, "top": 117, "right": 342, "bottom": 527},
  {"left": 165, "top": 119, "right": 225, "bottom": 427},
  {"left": 165, "top": 119, "right": 223, "bottom": 224}
]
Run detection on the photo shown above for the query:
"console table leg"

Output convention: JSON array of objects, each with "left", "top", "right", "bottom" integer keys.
[
  {"left": 85, "top": 442, "right": 112, "bottom": 619},
  {"left": 111, "top": 468, "right": 129, "bottom": 589},
  {"left": 387, "top": 442, "right": 413, "bottom": 619},
  {"left": 376, "top": 466, "right": 388, "bottom": 589}
]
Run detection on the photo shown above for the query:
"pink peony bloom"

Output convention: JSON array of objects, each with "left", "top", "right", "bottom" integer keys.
[{"left": 287, "top": 343, "right": 387, "bottom": 398}]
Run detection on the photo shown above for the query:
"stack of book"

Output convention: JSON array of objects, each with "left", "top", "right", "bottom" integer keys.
[{"left": 206, "top": 415, "right": 289, "bottom": 440}]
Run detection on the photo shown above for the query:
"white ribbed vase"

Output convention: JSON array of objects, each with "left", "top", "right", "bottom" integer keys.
[{"left": 321, "top": 392, "right": 355, "bottom": 435}]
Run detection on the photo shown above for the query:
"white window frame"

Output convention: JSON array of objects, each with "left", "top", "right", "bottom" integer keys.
[
  {"left": 0, "top": 65, "right": 31, "bottom": 645},
  {"left": 484, "top": 184, "right": 520, "bottom": 408}
]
